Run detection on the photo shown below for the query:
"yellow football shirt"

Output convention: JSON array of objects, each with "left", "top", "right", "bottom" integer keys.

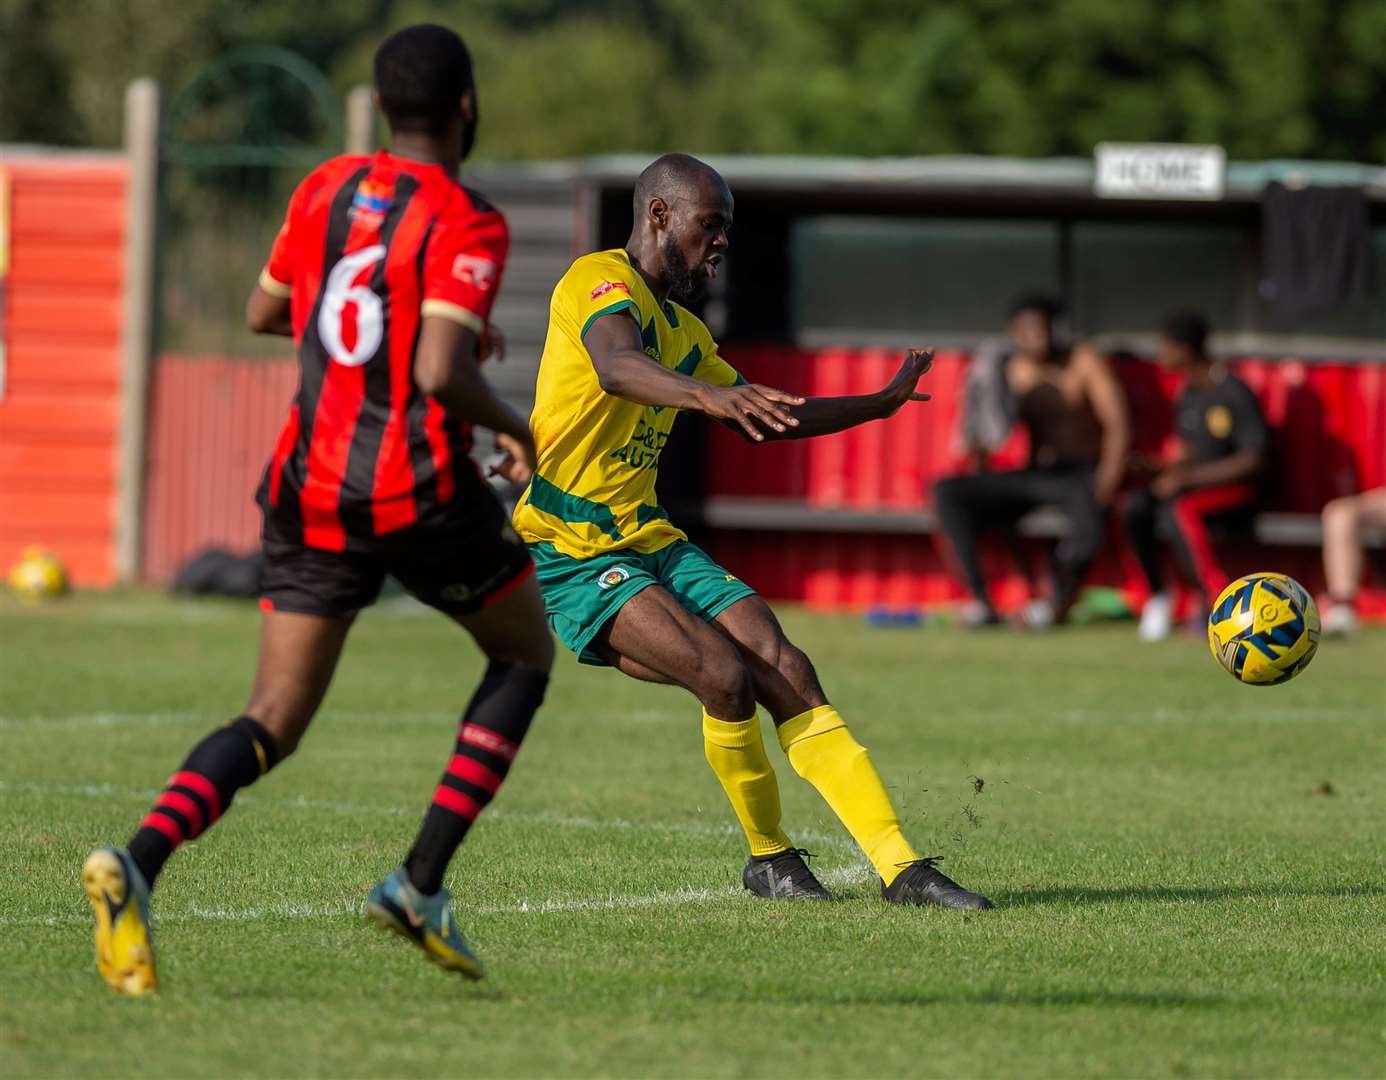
[{"left": 513, "top": 248, "right": 743, "bottom": 559}]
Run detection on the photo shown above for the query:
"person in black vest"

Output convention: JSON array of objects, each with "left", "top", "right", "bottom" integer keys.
[{"left": 1124, "top": 311, "right": 1268, "bottom": 640}]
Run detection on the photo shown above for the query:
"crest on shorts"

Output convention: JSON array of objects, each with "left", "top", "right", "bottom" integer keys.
[{"left": 597, "top": 566, "right": 631, "bottom": 590}]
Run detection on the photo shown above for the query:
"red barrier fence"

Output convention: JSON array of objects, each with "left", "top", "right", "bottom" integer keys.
[
  {"left": 142, "top": 355, "right": 295, "bottom": 583},
  {"left": 138, "top": 348, "right": 1386, "bottom": 620}
]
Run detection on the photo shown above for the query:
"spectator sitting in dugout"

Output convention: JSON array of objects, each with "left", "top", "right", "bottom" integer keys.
[
  {"left": 933, "top": 294, "right": 1130, "bottom": 629},
  {"left": 1122, "top": 311, "right": 1269, "bottom": 641}
]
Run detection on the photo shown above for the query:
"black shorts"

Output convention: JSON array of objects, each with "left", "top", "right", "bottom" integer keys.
[{"left": 260, "top": 494, "right": 533, "bottom": 619}]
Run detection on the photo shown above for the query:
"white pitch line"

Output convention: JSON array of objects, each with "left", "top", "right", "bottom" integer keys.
[
  {"left": 0, "top": 867, "right": 875, "bottom": 927},
  {"left": 0, "top": 712, "right": 201, "bottom": 731},
  {"left": 0, "top": 711, "right": 466, "bottom": 730},
  {"left": 0, "top": 779, "right": 857, "bottom": 852}
]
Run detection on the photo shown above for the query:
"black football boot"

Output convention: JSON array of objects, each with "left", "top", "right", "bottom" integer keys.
[
  {"left": 882, "top": 857, "right": 993, "bottom": 910},
  {"left": 743, "top": 848, "right": 834, "bottom": 901}
]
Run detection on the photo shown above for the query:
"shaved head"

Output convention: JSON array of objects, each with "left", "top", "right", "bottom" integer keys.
[
  {"left": 632, "top": 153, "right": 729, "bottom": 218},
  {"left": 628, "top": 153, "right": 733, "bottom": 304}
]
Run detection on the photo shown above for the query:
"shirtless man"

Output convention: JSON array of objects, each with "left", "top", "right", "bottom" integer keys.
[{"left": 934, "top": 294, "right": 1130, "bottom": 627}]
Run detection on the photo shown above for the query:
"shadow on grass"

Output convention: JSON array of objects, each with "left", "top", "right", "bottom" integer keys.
[
  {"left": 727, "top": 986, "right": 1236, "bottom": 1009},
  {"left": 994, "top": 882, "right": 1386, "bottom": 907}
]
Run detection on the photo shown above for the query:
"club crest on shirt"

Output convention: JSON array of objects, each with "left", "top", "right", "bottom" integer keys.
[
  {"left": 597, "top": 566, "right": 631, "bottom": 590},
  {"left": 452, "top": 254, "right": 496, "bottom": 291},
  {"left": 1206, "top": 405, "right": 1234, "bottom": 439},
  {"left": 350, "top": 181, "right": 392, "bottom": 222},
  {"left": 590, "top": 280, "right": 630, "bottom": 300}
]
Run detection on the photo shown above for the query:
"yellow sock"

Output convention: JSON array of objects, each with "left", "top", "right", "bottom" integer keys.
[
  {"left": 702, "top": 711, "right": 792, "bottom": 857},
  {"left": 777, "top": 705, "right": 919, "bottom": 886}
]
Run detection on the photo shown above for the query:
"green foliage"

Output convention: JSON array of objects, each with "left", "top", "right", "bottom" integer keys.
[
  {"left": 1, "top": 591, "right": 1384, "bottom": 1076},
  {"left": 3, "top": 0, "right": 1385, "bottom": 161}
]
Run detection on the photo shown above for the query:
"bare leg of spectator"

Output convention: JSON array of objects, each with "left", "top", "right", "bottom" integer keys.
[{"left": 1322, "top": 488, "right": 1386, "bottom": 636}]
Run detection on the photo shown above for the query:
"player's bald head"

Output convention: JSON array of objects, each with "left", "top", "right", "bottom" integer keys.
[
  {"left": 632, "top": 153, "right": 730, "bottom": 218},
  {"left": 627, "top": 153, "right": 733, "bottom": 305}
]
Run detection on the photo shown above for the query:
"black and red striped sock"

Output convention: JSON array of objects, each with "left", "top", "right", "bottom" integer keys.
[
  {"left": 126, "top": 715, "right": 279, "bottom": 886},
  {"left": 404, "top": 662, "right": 548, "bottom": 895}
]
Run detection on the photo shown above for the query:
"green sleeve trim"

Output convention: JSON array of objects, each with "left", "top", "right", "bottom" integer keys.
[
  {"left": 636, "top": 504, "right": 670, "bottom": 529},
  {"left": 581, "top": 299, "right": 639, "bottom": 341},
  {"left": 733, "top": 373, "right": 747, "bottom": 386},
  {"left": 527, "top": 474, "right": 625, "bottom": 541},
  {"left": 674, "top": 343, "right": 703, "bottom": 377}
]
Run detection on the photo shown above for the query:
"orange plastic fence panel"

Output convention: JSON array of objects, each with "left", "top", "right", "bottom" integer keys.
[{"left": 0, "top": 156, "right": 126, "bottom": 587}]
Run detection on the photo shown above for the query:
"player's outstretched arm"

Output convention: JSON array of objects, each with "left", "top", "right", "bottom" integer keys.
[
  {"left": 732, "top": 348, "right": 935, "bottom": 443},
  {"left": 584, "top": 311, "right": 805, "bottom": 442},
  {"left": 416, "top": 316, "right": 537, "bottom": 482}
]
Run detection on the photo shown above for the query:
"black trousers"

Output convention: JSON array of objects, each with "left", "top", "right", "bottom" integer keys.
[{"left": 933, "top": 466, "right": 1104, "bottom": 614}]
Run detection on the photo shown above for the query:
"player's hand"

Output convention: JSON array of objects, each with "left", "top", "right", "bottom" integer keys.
[
  {"left": 700, "top": 383, "right": 805, "bottom": 442},
  {"left": 489, "top": 431, "right": 536, "bottom": 487},
  {"left": 480, "top": 325, "right": 507, "bottom": 364},
  {"left": 880, "top": 349, "right": 935, "bottom": 414}
]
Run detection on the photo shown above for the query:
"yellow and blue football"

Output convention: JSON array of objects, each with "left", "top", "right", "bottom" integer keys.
[{"left": 1207, "top": 572, "right": 1319, "bottom": 686}]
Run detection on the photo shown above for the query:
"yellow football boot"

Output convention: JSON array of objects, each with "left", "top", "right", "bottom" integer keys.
[{"left": 82, "top": 847, "right": 157, "bottom": 995}]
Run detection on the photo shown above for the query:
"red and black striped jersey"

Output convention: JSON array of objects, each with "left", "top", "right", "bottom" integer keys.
[{"left": 255, "top": 151, "right": 508, "bottom": 552}]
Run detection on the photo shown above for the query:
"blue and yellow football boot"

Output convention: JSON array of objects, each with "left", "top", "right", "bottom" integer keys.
[
  {"left": 366, "top": 867, "right": 484, "bottom": 980},
  {"left": 81, "top": 846, "right": 157, "bottom": 995}
]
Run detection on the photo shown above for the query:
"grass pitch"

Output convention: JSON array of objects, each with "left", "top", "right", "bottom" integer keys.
[{"left": 1, "top": 590, "right": 1383, "bottom": 1078}]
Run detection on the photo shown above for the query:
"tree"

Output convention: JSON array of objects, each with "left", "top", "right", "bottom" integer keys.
[{"left": 3, "top": 0, "right": 1384, "bottom": 163}]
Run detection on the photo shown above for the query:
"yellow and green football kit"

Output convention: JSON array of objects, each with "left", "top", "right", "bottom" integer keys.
[
  {"left": 514, "top": 249, "right": 928, "bottom": 890},
  {"left": 513, "top": 248, "right": 754, "bottom": 664}
]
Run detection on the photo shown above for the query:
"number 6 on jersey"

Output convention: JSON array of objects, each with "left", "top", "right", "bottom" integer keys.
[{"left": 319, "top": 245, "right": 386, "bottom": 367}]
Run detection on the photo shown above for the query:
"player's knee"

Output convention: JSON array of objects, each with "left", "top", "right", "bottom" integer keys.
[
  {"left": 485, "top": 632, "right": 555, "bottom": 675},
  {"left": 778, "top": 642, "right": 821, "bottom": 697},
  {"left": 242, "top": 691, "right": 316, "bottom": 758},
  {"left": 693, "top": 647, "right": 755, "bottom": 719}
]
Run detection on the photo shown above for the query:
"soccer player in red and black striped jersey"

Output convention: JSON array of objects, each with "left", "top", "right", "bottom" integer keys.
[{"left": 82, "top": 24, "right": 553, "bottom": 994}]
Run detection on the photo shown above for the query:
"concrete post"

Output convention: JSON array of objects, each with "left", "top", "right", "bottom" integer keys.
[
  {"left": 116, "top": 78, "right": 159, "bottom": 584},
  {"left": 345, "top": 85, "right": 376, "bottom": 154}
]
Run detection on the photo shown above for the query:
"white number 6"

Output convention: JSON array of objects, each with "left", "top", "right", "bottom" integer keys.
[{"left": 318, "top": 244, "right": 386, "bottom": 367}]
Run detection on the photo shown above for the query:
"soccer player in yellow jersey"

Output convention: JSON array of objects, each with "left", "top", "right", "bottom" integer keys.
[{"left": 514, "top": 153, "right": 991, "bottom": 909}]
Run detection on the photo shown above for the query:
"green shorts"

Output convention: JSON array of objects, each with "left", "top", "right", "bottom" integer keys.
[{"left": 529, "top": 540, "right": 757, "bottom": 665}]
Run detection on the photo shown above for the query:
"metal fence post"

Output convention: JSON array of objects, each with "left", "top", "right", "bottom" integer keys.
[
  {"left": 117, "top": 78, "right": 160, "bottom": 584},
  {"left": 345, "top": 85, "right": 375, "bottom": 154}
]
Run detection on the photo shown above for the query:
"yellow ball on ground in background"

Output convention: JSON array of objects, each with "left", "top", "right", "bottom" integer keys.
[
  {"left": 1207, "top": 572, "right": 1320, "bottom": 686},
  {"left": 8, "top": 547, "right": 70, "bottom": 603}
]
